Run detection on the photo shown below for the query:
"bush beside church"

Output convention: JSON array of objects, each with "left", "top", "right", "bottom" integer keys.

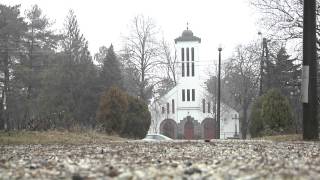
[{"left": 96, "top": 86, "right": 151, "bottom": 138}]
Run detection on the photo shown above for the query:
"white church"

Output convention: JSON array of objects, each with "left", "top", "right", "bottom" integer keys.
[{"left": 150, "top": 28, "right": 240, "bottom": 139}]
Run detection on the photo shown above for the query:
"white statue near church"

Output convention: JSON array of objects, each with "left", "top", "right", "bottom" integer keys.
[{"left": 149, "top": 27, "right": 239, "bottom": 139}]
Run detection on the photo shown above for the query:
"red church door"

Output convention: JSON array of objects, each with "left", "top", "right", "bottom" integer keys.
[
  {"left": 162, "top": 120, "right": 175, "bottom": 138},
  {"left": 203, "top": 119, "right": 215, "bottom": 139},
  {"left": 184, "top": 120, "right": 194, "bottom": 139}
]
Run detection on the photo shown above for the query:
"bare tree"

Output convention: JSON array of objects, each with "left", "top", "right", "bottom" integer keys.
[
  {"left": 124, "top": 15, "right": 160, "bottom": 103},
  {"left": 250, "top": 0, "right": 320, "bottom": 50},
  {"left": 94, "top": 46, "right": 108, "bottom": 66},
  {"left": 224, "top": 43, "right": 261, "bottom": 138},
  {"left": 206, "top": 75, "right": 235, "bottom": 120},
  {"left": 160, "top": 39, "right": 177, "bottom": 86},
  {"left": 145, "top": 39, "right": 178, "bottom": 133}
]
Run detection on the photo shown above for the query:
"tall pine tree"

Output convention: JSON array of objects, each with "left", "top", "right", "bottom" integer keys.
[
  {"left": 0, "top": 4, "right": 27, "bottom": 129},
  {"left": 261, "top": 47, "right": 302, "bottom": 132},
  {"left": 10, "top": 5, "right": 58, "bottom": 129},
  {"left": 273, "top": 47, "right": 300, "bottom": 97},
  {"left": 262, "top": 46, "right": 300, "bottom": 97},
  {"left": 37, "top": 9, "right": 99, "bottom": 129},
  {"left": 100, "top": 44, "right": 123, "bottom": 90}
]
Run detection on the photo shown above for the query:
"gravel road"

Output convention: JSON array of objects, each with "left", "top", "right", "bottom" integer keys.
[{"left": 1, "top": 140, "right": 320, "bottom": 179}]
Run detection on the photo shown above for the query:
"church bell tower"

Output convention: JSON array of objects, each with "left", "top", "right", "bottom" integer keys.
[{"left": 174, "top": 26, "right": 201, "bottom": 107}]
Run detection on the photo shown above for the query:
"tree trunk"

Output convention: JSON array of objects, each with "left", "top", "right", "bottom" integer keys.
[
  {"left": 0, "top": 92, "right": 4, "bottom": 130},
  {"left": 2, "top": 45, "right": 10, "bottom": 130}
]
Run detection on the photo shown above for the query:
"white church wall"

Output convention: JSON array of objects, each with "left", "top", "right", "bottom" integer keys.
[
  {"left": 158, "top": 86, "right": 217, "bottom": 122},
  {"left": 151, "top": 91, "right": 240, "bottom": 139}
]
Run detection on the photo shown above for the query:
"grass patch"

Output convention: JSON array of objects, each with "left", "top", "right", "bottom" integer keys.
[
  {"left": 0, "top": 130, "right": 126, "bottom": 145},
  {"left": 253, "top": 134, "right": 303, "bottom": 141}
]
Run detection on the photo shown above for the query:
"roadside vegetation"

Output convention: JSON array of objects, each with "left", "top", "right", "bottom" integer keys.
[
  {"left": 252, "top": 134, "right": 303, "bottom": 142},
  {"left": 96, "top": 87, "right": 151, "bottom": 139},
  {"left": 249, "top": 89, "right": 295, "bottom": 138},
  {"left": 0, "top": 130, "right": 125, "bottom": 145},
  {"left": 0, "top": 5, "right": 159, "bottom": 138},
  {"left": 1, "top": 1, "right": 318, "bottom": 140}
]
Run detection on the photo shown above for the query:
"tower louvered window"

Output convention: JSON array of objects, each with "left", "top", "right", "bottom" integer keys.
[
  {"left": 191, "top": 47, "right": 194, "bottom": 76},
  {"left": 186, "top": 48, "right": 190, "bottom": 76},
  {"left": 181, "top": 48, "right": 185, "bottom": 77},
  {"left": 192, "top": 89, "right": 195, "bottom": 101},
  {"left": 182, "top": 89, "right": 185, "bottom": 101}
]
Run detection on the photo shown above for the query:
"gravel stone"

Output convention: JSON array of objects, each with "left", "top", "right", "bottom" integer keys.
[{"left": 0, "top": 140, "right": 320, "bottom": 179}]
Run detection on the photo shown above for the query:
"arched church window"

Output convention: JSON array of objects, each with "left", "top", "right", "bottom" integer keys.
[
  {"left": 202, "top": 99, "right": 205, "bottom": 113},
  {"left": 172, "top": 99, "right": 175, "bottom": 114}
]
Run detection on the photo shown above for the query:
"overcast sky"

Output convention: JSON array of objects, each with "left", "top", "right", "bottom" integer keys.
[{"left": 2, "top": 0, "right": 261, "bottom": 64}]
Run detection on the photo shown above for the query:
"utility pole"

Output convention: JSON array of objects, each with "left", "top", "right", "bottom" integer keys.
[
  {"left": 258, "top": 32, "right": 264, "bottom": 96},
  {"left": 302, "top": 0, "right": 318, "bottom": 140},
  {"left": 258, "top": 32, "right": 269, "bottom": 96},
  {"left": 217, "top": 47, "right": 222, "bottom": 139}
]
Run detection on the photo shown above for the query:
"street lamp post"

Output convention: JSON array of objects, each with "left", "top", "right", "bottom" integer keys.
[{"left": 217, "top": 47, "right": 222, "bottom": 139}]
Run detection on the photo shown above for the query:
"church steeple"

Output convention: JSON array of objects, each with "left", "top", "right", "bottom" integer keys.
[
  {"left": 174, "top": 28, "right": 201, "bottom": 43},
  {"left": 174, "top": 28, "right": 201, "bottom": 79}
]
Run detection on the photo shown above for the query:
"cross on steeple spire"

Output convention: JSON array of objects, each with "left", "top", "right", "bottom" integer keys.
[{"left": 187, "top": 22, "right": 189, "bottom": 30}]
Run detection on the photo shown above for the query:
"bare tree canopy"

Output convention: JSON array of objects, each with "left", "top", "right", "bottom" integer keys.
[
  {"left": 224, "top": 43, "right": 261, "bottom": 138},
  {"left": 94, "top": 46, "right": 108, "bottom": 66},
  {"left": 160, "top": 39, "right": 177, "bottom": 86},
  {"left": 124, "top": 15, "right": 160, "bottom": 102},
  {"left": 250, "top": 0, "right": 320, "bottom": 50}
]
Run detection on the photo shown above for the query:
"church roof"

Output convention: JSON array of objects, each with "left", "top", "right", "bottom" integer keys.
[{"left": 175, "top": 29, "right": 201, "bottom": 43}]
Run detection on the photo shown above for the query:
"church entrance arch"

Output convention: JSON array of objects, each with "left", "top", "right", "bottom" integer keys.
[
  {"left": 160, "top": 119, "right": 177, "bottom": 139},
  {"left": 184, "top": 119, "right": 194, "bottom": 139},
  {"left": 201, "top": 118, "right": 216, "bottom": 139}
]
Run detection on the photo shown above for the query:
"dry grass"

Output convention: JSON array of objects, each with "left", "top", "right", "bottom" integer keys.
[
  {"left": 0, "top": 130, "right": 126, "bottom": 145},
  {"left": 253, "top": 134, "right": 303, "bottom": 141}
]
